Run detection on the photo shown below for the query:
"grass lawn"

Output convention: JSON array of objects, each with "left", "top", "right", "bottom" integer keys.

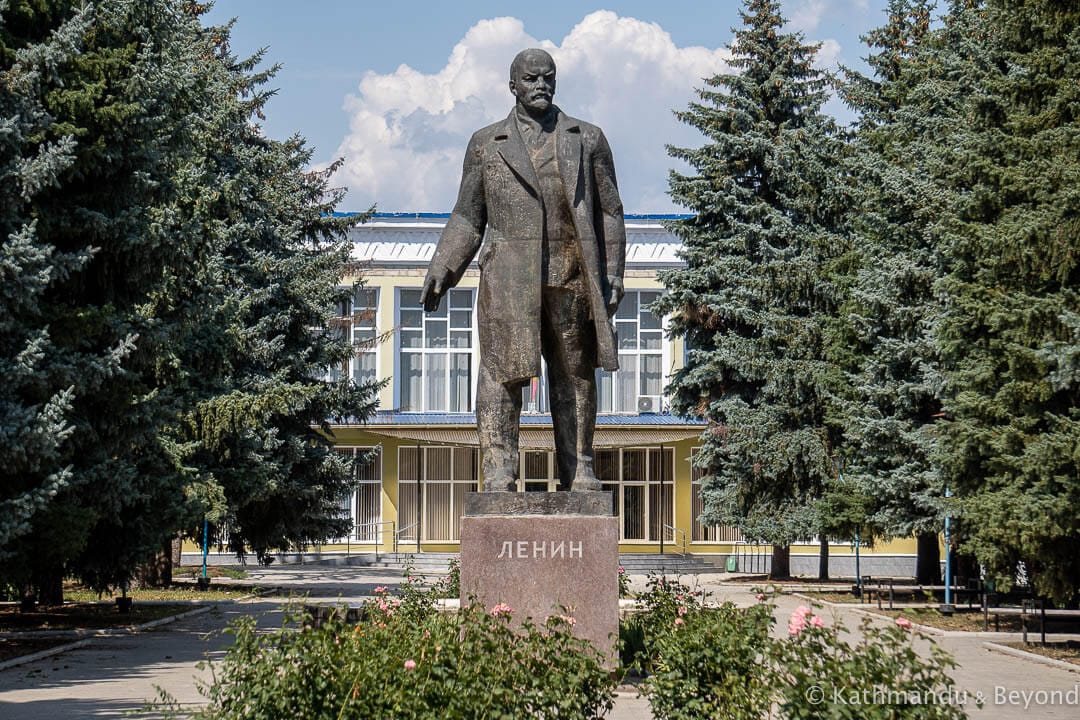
[
  {"left": 868, "top": 607, "right": 1025, "bottom": 632},
  {"left": 803, "top": 591, "right": 861, "bottom": 604},
  {"left": 0, "top": 602, "right": 197, "bottom": 633},
  {"left": 1002, "top": 641, "right": 1080, "bottom": 667},
  {"left": 172, "top": 565, "right": 250, "bottom": 581},
  {"left": 63, "top": 585, "right": 249, "bottom": 603},
  {"left": 0, "top": 637, "right": 75, "bottom": 663}
]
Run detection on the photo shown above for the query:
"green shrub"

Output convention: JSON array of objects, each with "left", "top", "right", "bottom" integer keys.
[
  {"left": 644, "top": 602, "right": 774, "bottom": 720},
  {"left": 430, "top": 557, "right": 460, "bottom": 599},
  {"left": 162, "top": 589, "right": 614, "bottom": 719},
  {"left": 635, "top": 598, "right": 972, "bottom": 720},
  {"left": 622, "top": 574, "right": 705, "bottom": 672},
  {"left": 775, "top": 607, "right": 971, "bottom": 719},
  {"left": 618, "top": 564, "right": 631, "bottom": 598}
]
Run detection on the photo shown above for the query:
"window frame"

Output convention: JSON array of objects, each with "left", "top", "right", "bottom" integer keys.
[
  {"left": 596, "top": 289, "right": 670, "bottom": 414},
  {"left": 394, "top": 286, "right": 478, "bottom": 413},
  {"left": 331, "top": 445, "right": 383, "bottom": 542},
  {"left": 396, "top": 445, "right": 480, "bottom": 543},
  {"left": 597, "top": 446, "right": 676, "bottom": 543},
  {"left": 689, "top": 447, "right": 744, "bottom": 543}
]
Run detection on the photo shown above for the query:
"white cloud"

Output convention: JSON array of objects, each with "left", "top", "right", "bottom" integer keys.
[
  {"left": 786, "top": 0, "right": 828, "bottom": 34},
  {"left": 815, "top": 38, "right": 843, "bottom": 69},
  {"left": 327, "top": 11, "right": 730, "bottom": 213}
]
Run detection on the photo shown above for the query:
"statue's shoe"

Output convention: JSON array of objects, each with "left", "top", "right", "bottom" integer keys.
[
  {"left": 482, "top": 475, "right": 517, "bottom": 492},
  {"left": 570, "top": 474, "right": 601, "bottom": 492}
]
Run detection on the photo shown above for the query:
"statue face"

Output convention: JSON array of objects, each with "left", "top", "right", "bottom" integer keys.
[{"left": 509, "top": 52, "right": 556, "bottom": 115}]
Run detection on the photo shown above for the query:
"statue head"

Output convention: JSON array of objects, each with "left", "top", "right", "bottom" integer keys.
[{"left": 509, "top": 48, "right": 556, "bottom": 117}]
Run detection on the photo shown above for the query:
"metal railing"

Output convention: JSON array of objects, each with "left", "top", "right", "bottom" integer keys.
[
  {"left": 346, "top": 520, "right": 395, "bottom": 562},
  {"left": 661, "top": 524, "right": 687, "bottom": 556},
  {"left": 733, "top": 541, "right": 769, "bottom": 574},
  {"left": 395, "top": 521, "right": 419, "bottom": 554}
]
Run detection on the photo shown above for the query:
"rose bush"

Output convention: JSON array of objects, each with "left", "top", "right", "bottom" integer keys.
[
  {"left": 153, "top": 583, "right": 614, "bottom": 719},
  {"left": 632, "top": 576, "right": 971, "bottom": 720}
]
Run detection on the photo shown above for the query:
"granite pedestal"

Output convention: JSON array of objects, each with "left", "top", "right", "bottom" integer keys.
[{"left": 459, "top": 491, "right": 619, "bottom": 666}]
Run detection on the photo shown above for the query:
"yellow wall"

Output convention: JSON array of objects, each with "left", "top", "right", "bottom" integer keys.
[{"left": 196, "top": 266, "right": 921, "bottom": 560}]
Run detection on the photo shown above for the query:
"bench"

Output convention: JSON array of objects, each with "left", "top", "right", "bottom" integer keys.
[
  {"left": 984, "top": 605, "right": 1080, "bottom": 640},
  {"left": 860, "top": 579, "right": 982, "bottom": 610}
]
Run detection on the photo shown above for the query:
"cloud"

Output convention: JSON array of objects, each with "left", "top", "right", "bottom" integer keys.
[
  {"left": 787, "top": 0, "right": 828, "bottom": 34},
  {"left": 815, "top": 38, "right": 843, "bottom": 69},
  {"left": 327, "top": 11, "right": 730, "bottom": 213}
]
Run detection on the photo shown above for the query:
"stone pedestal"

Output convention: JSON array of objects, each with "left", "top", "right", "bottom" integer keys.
[{"left": 459, "top": 491, "right": 618, "bottom": 666}]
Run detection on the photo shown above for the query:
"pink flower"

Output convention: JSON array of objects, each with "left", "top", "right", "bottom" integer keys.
[
  {"left": 794, "top": 605, "right": 813, "bottom": 619},
  {"left": 490, "top": 603, "right": 513, "bottom": 618},
  {"left": 677, "top": 605, "right": 688, "bottom": 616},
  {"left": 374, "top": 586, "right": 387, "bottom": 594},
  {"left": 788, "top": 608, "right": 810, "bottom": 636},
  {"left": 755, "top": 593, "right": 766, "bottom": 602},
  {"left": 674, "top": 617, "right": 685, "bottom": 626},
  {"left": 618, "top": 565, "right": 625, "bottom": 574},
  {"left": 404, "top": 659, "right": 416, "bottom": 670},
  {"left": 550, "top": 614, "right": 577, "bottom": 627},
  {"left": 810, "top": 615, "right": 825, "bottom": 629},
  {"left": 895, "top": 617, "right": 913, "bottom": 629}
]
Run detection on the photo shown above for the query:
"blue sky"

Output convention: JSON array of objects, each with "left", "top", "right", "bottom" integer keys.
[{"left": 205, "top": 1, "right": 891, "bottom": 213}]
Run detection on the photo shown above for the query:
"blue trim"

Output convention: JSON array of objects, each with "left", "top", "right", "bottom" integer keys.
[
  {"left": 342, "top": 410, "right": 706, "bottom": 427},
  {"left": 333, "top": 211, "right": 693, "bottom": 221}
]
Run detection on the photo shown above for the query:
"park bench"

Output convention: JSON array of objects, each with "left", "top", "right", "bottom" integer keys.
[
  {"left": 860, "top": 579, "right": 982, "bottom": 610},
  {"left": 983, "top": 603, "right": 1080, "bottom": 641}
]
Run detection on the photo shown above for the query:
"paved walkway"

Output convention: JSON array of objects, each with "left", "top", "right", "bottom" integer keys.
[{"left": 0, "top": 568, "right": 1076, "bottom": 719}]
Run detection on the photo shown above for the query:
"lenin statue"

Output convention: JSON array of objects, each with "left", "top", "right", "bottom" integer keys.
[{"left": 420, "top": 48, "right": 626, "bottom": 493}]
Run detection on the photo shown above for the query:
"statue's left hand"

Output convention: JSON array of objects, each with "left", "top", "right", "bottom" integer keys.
[{"left": 606, "top": 277, "right": 625, "bottom": 317}]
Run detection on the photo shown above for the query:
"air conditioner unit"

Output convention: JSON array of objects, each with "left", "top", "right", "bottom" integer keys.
[{"left": 637, "top": 397, "right": 656, "bottom": 414}]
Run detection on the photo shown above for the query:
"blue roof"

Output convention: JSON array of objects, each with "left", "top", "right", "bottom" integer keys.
[
  {"left": 333, "top": 212, "right": 692, "bottom": 221},
  {"left": 355, "top": 411, "right": 705, "bottom": 427}
]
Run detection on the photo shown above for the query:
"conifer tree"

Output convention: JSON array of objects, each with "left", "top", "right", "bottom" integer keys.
[
  {"left": 656, "top": 0, "right": 849, "bottom": 578},
  {"left": 837, "top": 0, "right": 948, "bottom": 583},
  {"left": 151, "top": 11, "right": 378, "bottom": 564},
  {"left": 0, "top": 0, "right": 220, "bottom": 601},
  {"left": 1, "top": 0, "right": 376, "bottom": 599},
  {"left": 0, "top": 1, "right": 90, "bottom": 553},
  {"left": 932, "top": 0, "right": 1080, "bottom": 602}
]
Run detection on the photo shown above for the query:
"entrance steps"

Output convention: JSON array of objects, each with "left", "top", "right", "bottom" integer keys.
[
  {"left": 618, "top": 553, "right": 720, "bottom": 574},
  {"left": 315, "top": 552, "right": 459, "bottom": 573},
  {"left": 313, "top": 551, "right": 719, "bottom": 575}
]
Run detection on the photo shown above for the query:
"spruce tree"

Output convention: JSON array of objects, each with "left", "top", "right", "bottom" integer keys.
[
  {"left": 0, "top": 1, "right": 90, "bottom": 553},
  {"left": 1, "top": 0, "right": 377, "bottom": 598},
  {"left": 162, "top": 13, "right": 377, "bottom": 563},
  {"left": 932, "top": 0, "right": 1080, "bottom": 602},
  {"left": 0, "top": 0, "right": 219, "bottom": 600},
  {"left": 656, "top": 0, "right": 849, "bottom": 578},
  {"left": 838, "top": 0, "right": 947, "bottom": 584}
]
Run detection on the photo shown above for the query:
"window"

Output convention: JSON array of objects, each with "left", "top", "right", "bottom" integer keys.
[
  {"left": 325, "top": 287, "right": 379, "bottom": 384},
  {"left": 597, "top": 447, "right": 674, "bottom": 542},
  {"left": 332, "top": 446, "right": 383, "bottom": 542},
  {"left": 517, "top": 450, "right": 558, "bottom": 492},
  {"left": 690, "top": 448, "right": 743, "bottom": 542},
  {"left": 597, "top": 290, "right": 665, "bottom": 413},
  {"left": 521, "top": 366, "right": 550, "bottom": 414},
  {"left": 397, "top": 446, "right": 479, "bottom": 542},
  {"left": 398, "top": 288, "right": 475, "bottom": 412}
]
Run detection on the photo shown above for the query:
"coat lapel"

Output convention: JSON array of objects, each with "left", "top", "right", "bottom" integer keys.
[
  {"left": 495, "top": 111, "right": 539, "bottom": 194},
  {"left": 555, "top": 111, "right": 582, "bottom": 206}
]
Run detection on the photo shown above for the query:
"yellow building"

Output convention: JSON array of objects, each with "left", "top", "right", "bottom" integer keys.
[{"left": 318, "top": 213, "right": 918, "bottom": 575}]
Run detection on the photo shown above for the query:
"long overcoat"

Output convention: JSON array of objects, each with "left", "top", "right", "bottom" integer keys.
[{"left": 427, "top": 106, "right": 626, "bottom": 384}]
